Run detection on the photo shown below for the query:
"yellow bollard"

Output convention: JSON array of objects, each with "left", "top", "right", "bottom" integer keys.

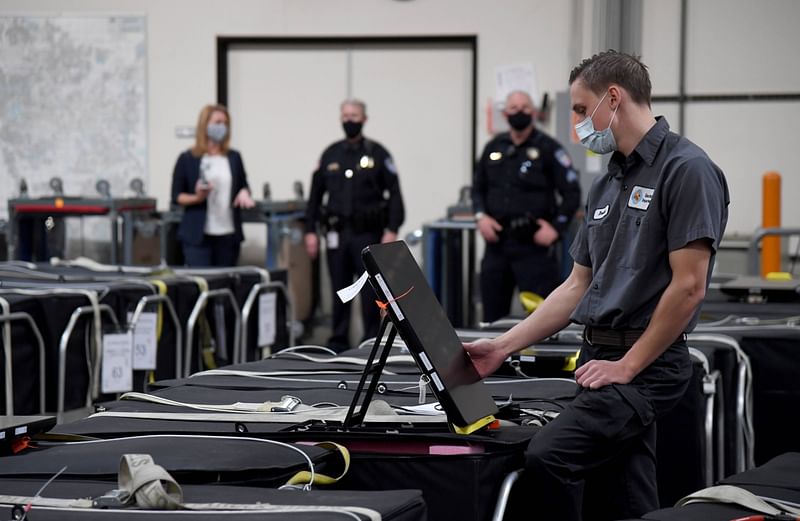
[{"left": 761, "top": 172, "right": 781, "bottom": 278}]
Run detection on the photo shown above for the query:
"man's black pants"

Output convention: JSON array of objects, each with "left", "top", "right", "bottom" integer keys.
[
  {"left": 524, "top": 339, "right": 692, "bottom": 521},
  {"left": 480, "top": 238, "right": 560, "bottom": 323},
  {"left": 325, "top": 229, "right": 382, "bottom": 352}
]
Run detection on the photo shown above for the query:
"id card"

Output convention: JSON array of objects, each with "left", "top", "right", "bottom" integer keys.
[{"left": 326, "top": 231, "right": 339, "bottom": 249}]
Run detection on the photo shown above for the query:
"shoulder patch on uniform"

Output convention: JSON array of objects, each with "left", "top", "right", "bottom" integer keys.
[
  {"left": 555, "top": 148, "right": 572, "bottom": 168},
  {"left": 566, "top": 169, "right": 578, "bottom": 184},
  {"left": 327, "top": 162, "right": 340, "bottom": 171},
  {"left": 628, "top": 186, "right": 654, "bottom": 211},
  {"left": 489, "top": 151, "right": 503, "bottom": 161},
  {"left": 384, "top": 157, "right": 397, "bottom": 175}
]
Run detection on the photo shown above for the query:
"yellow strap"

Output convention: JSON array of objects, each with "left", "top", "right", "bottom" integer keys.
[
  {"left": 451, "top": 414, "right": 496, "bottom": 435},
  {"left": 147, "top": 279, "right": 169, "bottom": 384},
  {"left": 765, "top": 271, "right": 792, "bottom": 280},
  {"left": 190, "top": 276, "right": 209, "bottom": 294},
  {"left": 148, "top": 279, "right": 167, "bottom": 339},
  {"left": 200, "top": 316, "right": 217, "bottom": 370},
  {"left": 188, "top": 276, "right": 217, "bottom": 370},
  {"left": 519, "top": 291, "right": 544, "bottom": 314},
  {"left": 563, "top": 349, "right": 580, "bottom": 372},
  {"left": 284, "top": 442, "right": 351, "bottom": 487}
]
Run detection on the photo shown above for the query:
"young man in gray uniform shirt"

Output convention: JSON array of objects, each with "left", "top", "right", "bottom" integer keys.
[{"left": 465, "top": 50, "right": 730, "bottom": 520}]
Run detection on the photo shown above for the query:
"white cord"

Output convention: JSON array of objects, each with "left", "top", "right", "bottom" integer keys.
[{"left": 55, "top": 434, "right": 317, "bottom": 492}]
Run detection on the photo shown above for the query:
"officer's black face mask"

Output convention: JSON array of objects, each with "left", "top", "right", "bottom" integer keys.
[
  {"left": 507, "top": 111, "right": 533, "bottom": 131},
  {"left": 342, "top": 120, "right": 363, "bottom": 139}
]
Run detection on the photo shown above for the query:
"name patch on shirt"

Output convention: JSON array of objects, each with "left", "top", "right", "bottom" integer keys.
[
  {"left": 628, "top": 186, "right": 654, "bottom": 211},
  {"left": 593, "top": 204, "right": 609, "bottom": 220}
]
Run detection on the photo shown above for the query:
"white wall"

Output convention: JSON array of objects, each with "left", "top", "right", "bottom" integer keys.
[
  {"left": 4, "top": 0, "right": 799, "bottom": 245},
  {"left": 1, "top": 0, "right": 574, "bottom": 239},
  {"left": 642, "top": 0, "right": 800, "bottom": 237}
]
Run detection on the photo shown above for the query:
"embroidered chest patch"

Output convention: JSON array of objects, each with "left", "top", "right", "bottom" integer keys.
[{"left": 628, "top": 186, "right": 654, "bottom": 211}]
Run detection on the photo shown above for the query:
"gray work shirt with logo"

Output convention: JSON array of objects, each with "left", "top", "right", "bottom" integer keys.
[{"left": 569, "top": 117, "right": 730, "bottom": 331}]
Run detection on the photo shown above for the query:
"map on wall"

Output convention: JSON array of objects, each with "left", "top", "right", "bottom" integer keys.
[{"left": 0, "top": 15, "right": 147, "bottom": 219}]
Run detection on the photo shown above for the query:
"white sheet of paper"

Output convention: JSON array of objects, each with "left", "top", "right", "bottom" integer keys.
[
  {"left": 102, "top": 332, "right": 133, "bottom": 394},
  {"left": 257, "top": 292, "right": 277, "bottom": 347},
  {"left": 128, "top": 311, "right": 157, "bottom": 370},
  {"left": 326, "top": 230, "right": 339, "bottom": 249},
  {"left": 495, "top": 62, "right": 540, "bottom": 105},
  {"left": 337, "top": 271, "right": 369, "bottom": 303}
]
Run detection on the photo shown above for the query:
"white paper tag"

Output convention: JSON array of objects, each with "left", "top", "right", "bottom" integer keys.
[
  {"left": 128, "top": 311, "right": 157, "bottom": 370},
  {"left": 337, "top": 271, "right": 369, "bottom": 303},
  {"left": 102, "top": 332, "right": 133, "bottom": 394},
  {"left": 326, "top": 230, "right": 339, "bottom": 249},
  {"left": 257, "top": 292, "right": 277, "bottom": 347},
  {"left": 375, "top": 274, "right": 405, "bottom": 321}
]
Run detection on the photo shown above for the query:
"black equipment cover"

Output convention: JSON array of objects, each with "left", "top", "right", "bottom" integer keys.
[
  {"left": 0, "top": 479, "right": 425, "bottom": 521},
  {"left": 634, "top": 452, "right": 800, "bottom": 521},
  {"left": 361, "top": 241, "right": 498, "bottom": 427}
]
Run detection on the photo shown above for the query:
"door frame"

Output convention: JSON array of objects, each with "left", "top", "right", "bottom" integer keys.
[{"left": 216, "top": 35, "right": 478, "bottom": 162}]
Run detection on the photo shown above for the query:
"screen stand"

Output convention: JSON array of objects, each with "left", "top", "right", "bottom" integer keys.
[{"left": 343, "top": 313, "right": 397, "bottom": 431}]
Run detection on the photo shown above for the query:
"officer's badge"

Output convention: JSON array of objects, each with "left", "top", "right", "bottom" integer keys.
[
  {"left": 526, "top": 148, "right": 540, "bottom": 160},
  {"left": 489, "top": 152, "right": 503, "bottom": 161},
  {"left": 359, "top": 155, "right": 375, "bottom": 169},
  {"left": 327, "top": 162, "right": 340, "bottom": 171}
]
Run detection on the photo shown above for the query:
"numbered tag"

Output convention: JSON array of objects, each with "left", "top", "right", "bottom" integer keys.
[
  {"left": 128, "top": 311, "right": 157, "bottom": 370},
  {"left": 257, "top": 292, "right": 277, "bottom": 347},
  {"left": 102, "top": 332, "right": 133, "bottom": 394},
  {"left": 326, "top": 230, "right": 339, "bottom": 249}
]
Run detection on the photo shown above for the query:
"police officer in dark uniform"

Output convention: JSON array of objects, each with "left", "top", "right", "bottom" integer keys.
[
  {"left": 473, "top": 90, "right": 581, "bottom": 323},
  {"left": 465, "top": 51, "right": 729, "bottom": 520},
  {"left": 304, "top": 99, "right": 405, "bottom": 353}
]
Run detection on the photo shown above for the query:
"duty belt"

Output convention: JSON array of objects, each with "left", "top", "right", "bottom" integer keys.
[
  {"left": 583, "top": 327, "right": 687, "bottom": 348},
  {"left": 324, "top": 208, "right": 386, "bottom": 234},
  {"left": 497, "top": 214, "right": 542, "bottom": 242}
]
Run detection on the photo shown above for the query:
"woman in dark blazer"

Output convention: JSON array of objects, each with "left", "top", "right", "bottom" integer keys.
[{"left": 170, "top": 104, "right": 255, "bottom": 266}]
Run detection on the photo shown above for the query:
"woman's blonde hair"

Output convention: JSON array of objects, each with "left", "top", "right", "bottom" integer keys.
[{"left": 191, "top": 104, "right": 231, "bottom": 156}]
